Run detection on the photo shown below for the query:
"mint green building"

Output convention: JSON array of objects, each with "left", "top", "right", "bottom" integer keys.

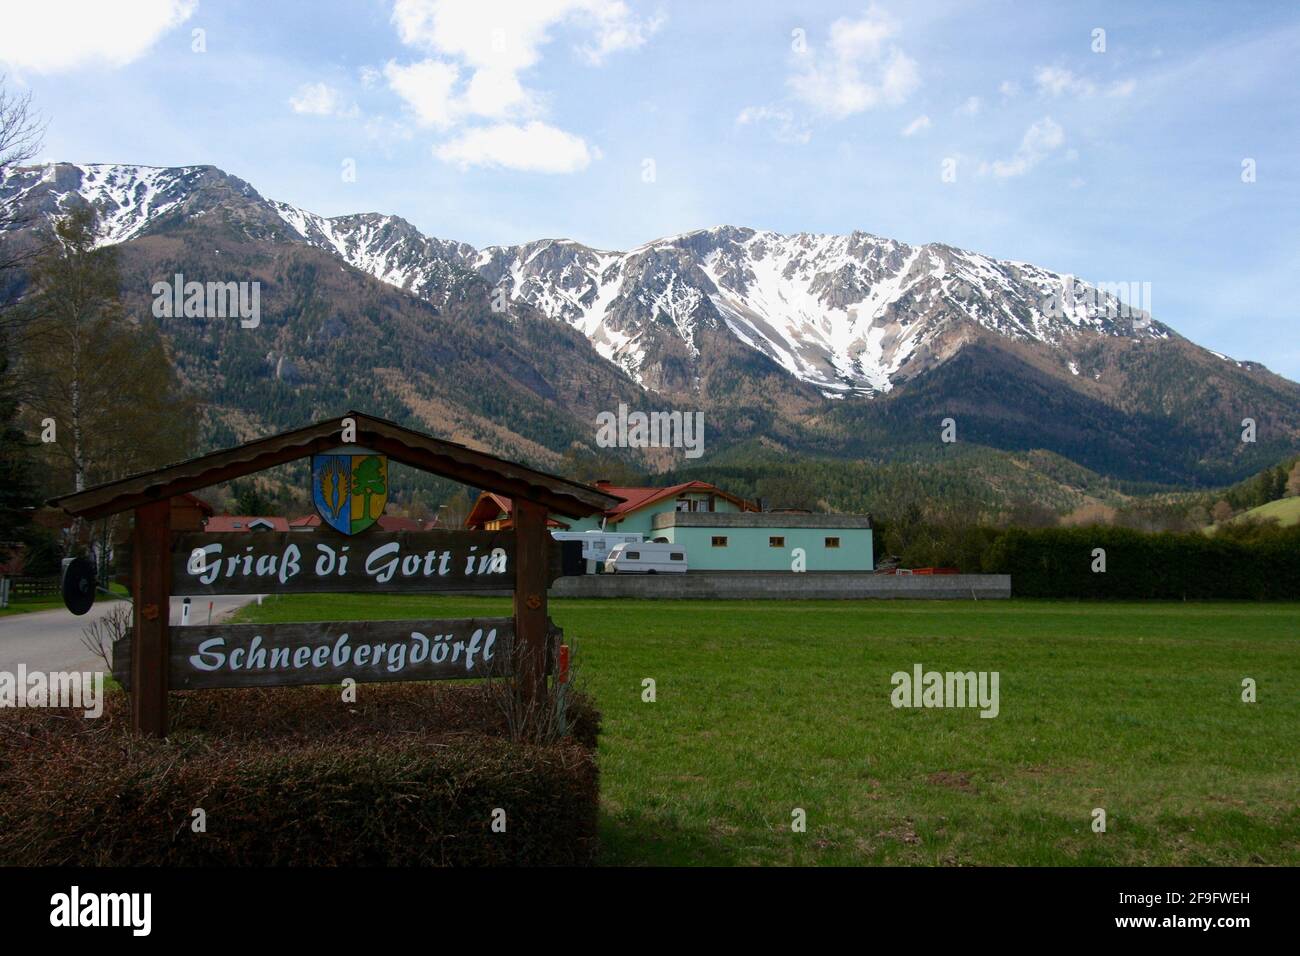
[
  {"left": 650, "top": 511, "right": 874, "bottom": 572},
  {"left": 467, "top": 479, "right": 874, "bottom": 572}
]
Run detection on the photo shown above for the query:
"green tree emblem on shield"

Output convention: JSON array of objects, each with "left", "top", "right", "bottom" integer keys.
[{"left": 350, "top": 455, "right": 388, "bottom": 533}]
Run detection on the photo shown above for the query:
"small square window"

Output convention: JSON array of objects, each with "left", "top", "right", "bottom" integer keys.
[
  {"left": 711, "top": 536, "right": 728, "bottom": 547},
  {"left": 825, "top": 537, "right": 840, "bottom": 548},
  {"left": 769, "top": 536, "right": 785, "bottom": 548}
]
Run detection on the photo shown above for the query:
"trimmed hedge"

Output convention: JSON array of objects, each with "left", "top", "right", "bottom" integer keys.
[
  {"left": 0, "top": 683, "right": 600, "bottom": 866},
  {"left": 983, "top": 526, "right": 1300, "bottom": 599}
]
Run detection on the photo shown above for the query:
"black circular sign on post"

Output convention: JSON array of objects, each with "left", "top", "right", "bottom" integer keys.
[{"left": 61, "top": 557, "right": 97, "bottom": 616}]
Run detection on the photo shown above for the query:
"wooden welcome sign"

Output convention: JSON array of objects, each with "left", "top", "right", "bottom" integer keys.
[
  {"left": 115, "top": 617, "right": 519, "bottom": 690},
  {"left": 50, "top": 412, "right": 621, "bottom": 736},
  {"left": 171, "top": 530, "right": 522, "bottom": 594}
]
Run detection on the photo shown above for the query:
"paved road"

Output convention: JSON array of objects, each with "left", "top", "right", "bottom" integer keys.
[{"left": 0, "top": 595, "right": 257, "bottom": 675}]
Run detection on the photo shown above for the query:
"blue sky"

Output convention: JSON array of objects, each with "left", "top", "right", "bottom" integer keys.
[{"left": 3, "top": 0, "right": 1298, "bottom": 377}]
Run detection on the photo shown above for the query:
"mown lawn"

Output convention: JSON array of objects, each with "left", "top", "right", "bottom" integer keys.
[
  {"left": 0, "top": 598, "right": 63, "bottom": 616},
  {"left": 234, "top": 595, "right": 1300, "bottom": 866},
  {"left": 0, "top": 583, "right": 130, "bottom": 617}
]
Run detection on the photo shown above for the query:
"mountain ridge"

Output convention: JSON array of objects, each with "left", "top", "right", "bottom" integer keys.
[{"left": 3, "top": 160, "right": 1298, "bottom": 490}]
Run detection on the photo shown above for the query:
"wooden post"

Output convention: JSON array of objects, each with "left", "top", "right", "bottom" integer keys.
[
  {"left": 131, "top": 499, "right": 171, "bottom": 736},
  {"left": 512, "top": 498, "right": 549, "bottom": 709}
]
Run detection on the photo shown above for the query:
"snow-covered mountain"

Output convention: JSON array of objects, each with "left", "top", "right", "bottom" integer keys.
[
  {"left": 269, "top": 201, "right": 476, "bottom": 303},
  {"left": 4, "top": 161, "right": 1297, "bottom": 487},
  {"left": 0, "top": 162, "right": 1177, "bottom": 398},
  {"left": 475, "top": 226, "right": 1170, "bottom": 395}
]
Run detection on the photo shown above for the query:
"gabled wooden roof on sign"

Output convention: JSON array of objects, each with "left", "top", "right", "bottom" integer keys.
[{"left": 48, "top": 410, "right": 623, "bottom": 521}]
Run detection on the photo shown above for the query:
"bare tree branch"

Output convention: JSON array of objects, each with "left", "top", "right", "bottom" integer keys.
[
  {"left": 81, "top": 602, "right": 132, "bottom": 674},
  {"left": 0, "top": 75, "right": 48, "bottom": 317}
]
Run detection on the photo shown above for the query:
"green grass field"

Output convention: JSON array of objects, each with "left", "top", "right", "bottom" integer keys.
[
  {"left": 1213, "top": 496, "right": 1300, "bottom": 531},
  {"left": 0, "top": 598, "right": 64, "bottom": 616},
  {"left": 234, "top": 595, "right": 1300, "bottom": 866},
  {"left": 0, "top": 583, "right": 130, "bottom": 617}
]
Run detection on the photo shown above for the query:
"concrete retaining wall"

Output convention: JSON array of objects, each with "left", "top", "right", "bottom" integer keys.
[{"left": 546, "top": 572, "right": 1010, "bottom": 600}]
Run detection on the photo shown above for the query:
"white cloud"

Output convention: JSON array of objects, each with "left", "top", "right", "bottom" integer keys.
[
  {"left": 384, "top": 57, "right": 535, "bottom": 128},
  {"left": 999, "top": 80, "right": 1020, "bottom": 98},
  {"left": 901, "top": 114, "right": 931, "bottom": 136},
  {"left": 736, "top": 106, "right": 811, "bottom": 144},
  {"left": 384, "top": 59, "right": 461, "bottom": 128},
  {"left": 0, "top": 0, "right": 195, "bottom": 74},
  {"left": 982, "top": 116, "right": 1064, "bottom": 178},
  {"left": 956, "top": 95, "right": 981, "bottom": 116},
  {"left": 1035, "top": 66, "right": 1094, "bottom": 97},
  {"left": 1035, "top": 67, "right": 1136, "bottom": 100},
  {"left": 288, "top": 82, "right": 358, "bottom": 118},
  {"left": 434, "top": 121, "right": 596, "bottom": 173},
  {"left": 390, "top": 1, "right": 659, "bottom": 82},
  {"left": 359, "top": 66, "right": 382, "bottom": 89},
  {"left": 577, "top": 6, "right": 665, "bottom": 65},
  {"left": 385, "top": 0, "right": 658, "bottom": 172},
  {"left": 462, "top": 65, "right": 537, "bottom": 119},
  {"left": 787, "top": 8, "right": 919, "bottom": 119}
]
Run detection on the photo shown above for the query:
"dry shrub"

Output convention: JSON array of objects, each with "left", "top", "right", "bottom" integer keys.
[{"left": 0, "top": 683, "right": 600, "bottom": 866}]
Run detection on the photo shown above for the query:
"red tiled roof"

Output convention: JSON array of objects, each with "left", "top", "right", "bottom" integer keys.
[
  {"left": 463, "top": 491, "right": 576, "bottom": 529},
  {"left": 377, "top": 515, "right": 424, "bottom": 532},
  {"left": 204, "top": 515, "right": 290, "bottom": 532},
  {"left": 465, "top": 493, "right": 513, "bottom": 529},
  {"left": 464, "top": 480, "right": 754, "bottom": 528},
  {"left": 290, "top": 514, "right": 428, "bottom": 531},
  {"left": 599, "top": 481, "right": 755, "bottom": 519}
]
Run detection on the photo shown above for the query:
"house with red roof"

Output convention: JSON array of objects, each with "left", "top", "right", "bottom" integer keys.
[
  {"left": 465, "top": 480, "right": 874, "bottom": 572},
  {"left": 289, "top": 514, "right": 431, "bottom": 532},
  {"left": 204, "top": 515, "right": 291, "bottom": 533},
  {"left": 466, "top": 480, "right": 755, "bottom": 535}
]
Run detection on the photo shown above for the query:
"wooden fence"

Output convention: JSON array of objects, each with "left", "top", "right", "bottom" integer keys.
[{"left": 3, "top": 576, "right": 60, "bottom": 600}]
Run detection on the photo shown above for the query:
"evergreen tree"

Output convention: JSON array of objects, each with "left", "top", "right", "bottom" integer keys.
[
  {"left": 17, "top": 205, "right": 195, "bottom": 577},
  {"left": 0, "top": 77, "right": 43, "bottom": 565},
  {"left": 21, "top": 205, "right": 196, "bottom": 496},
  {"left": 232, "top": 482, "right": 272, "bottom": 516},
  {"left": 0, "top": 337, "right": 40, "bottom": 563}
]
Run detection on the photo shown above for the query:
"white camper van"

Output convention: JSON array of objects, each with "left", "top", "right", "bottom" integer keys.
[
  {"left": 603, "top": 541, "right": 688, "bottom": 574},
  {"left": 550, "top": 530, "right": 642, "bottom": 572}
]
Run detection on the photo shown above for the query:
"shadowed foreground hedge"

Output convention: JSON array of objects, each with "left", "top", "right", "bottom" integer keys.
[
  {"left": 0, "top": 684, "right": 600, "bottom": 866},
  {"left": 984, "top": 526, "right": 1300, "bottom": 599}
]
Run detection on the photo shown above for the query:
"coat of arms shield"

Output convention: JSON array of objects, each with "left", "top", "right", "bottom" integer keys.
[{"left": 312, "top": 450, "right": 388, "bottom": 534}]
